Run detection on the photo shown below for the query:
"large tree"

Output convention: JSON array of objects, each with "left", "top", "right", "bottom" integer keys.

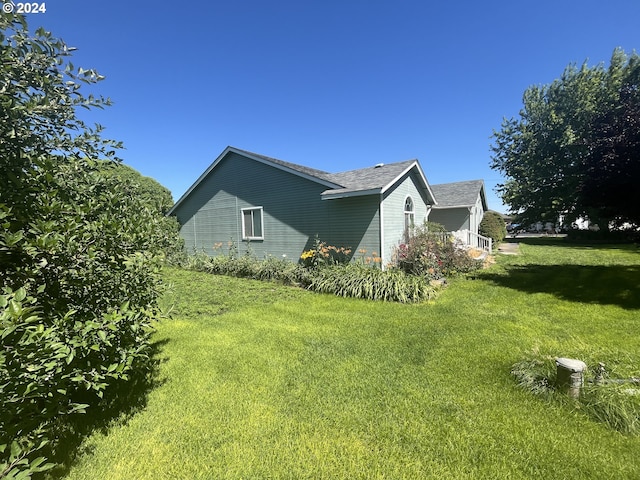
[
  {"left": 490, "top": 48, "right": 640, "bottom": 228},
  {"left": 581, "top": 76, "right": 640, "bottom": 227}
]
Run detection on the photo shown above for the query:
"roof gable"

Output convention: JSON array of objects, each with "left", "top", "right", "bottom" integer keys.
[
  {"left": 430, "top": 180, "right": 487, "bottom": 210},
  {"left": 321, "top": 160, "right": 437, "bottom": 203},
  {"left": 168, "top": 146, "right": 342, "bottom": 215}
]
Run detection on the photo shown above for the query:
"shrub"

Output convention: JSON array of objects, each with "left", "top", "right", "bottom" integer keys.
[
  {"left": 255, "top": 256, "right": 301, "bottom": 283},
  {"left": 306, "top": 264, "right": 436, "bottom": 303},
  {"left": 565, "top": 228, "right": 639, "bottom": 244},
  {"left": 479, "top": 211, "right": 507, "bottom": 245},
  {"left": 1, "top": 158, "right": 167, "bottom": 477},
  {"left": 394, "top": 222, "right": 481, "bottom": 279},
  {"left": 0, "top": 15, "right": 176, "bottom": 476}
]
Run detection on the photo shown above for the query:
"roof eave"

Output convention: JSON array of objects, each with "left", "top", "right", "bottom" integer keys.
[
  {"left": 432, "top": 204, "right": 473, "bottom": 210},
  {"left": 321, "top": 188, "right": 382, "bottom": 200}
]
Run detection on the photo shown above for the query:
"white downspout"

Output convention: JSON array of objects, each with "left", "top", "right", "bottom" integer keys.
[{"left": 379, "top": 193, "right": 385, "bottom": 270}]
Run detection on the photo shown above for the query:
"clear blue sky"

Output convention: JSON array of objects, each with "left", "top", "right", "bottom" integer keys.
[{"left": 28, "top": 0, "right": 640, "bottom": 212}]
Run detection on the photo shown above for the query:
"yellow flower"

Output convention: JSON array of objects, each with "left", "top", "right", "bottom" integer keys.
[{"left": 300, "top": 249, "right": 316, "bottom": 260}]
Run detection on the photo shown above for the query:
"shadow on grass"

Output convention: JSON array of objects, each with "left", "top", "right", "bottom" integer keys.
[
  {"left": 482, "top": 264, "right": 640, "bottom": 310},
  {"left": 505, "top": 235, "right": 640, "bottom": 250},
  {"left": 37, "top": 338, "right": 170, "bottom": 479}
]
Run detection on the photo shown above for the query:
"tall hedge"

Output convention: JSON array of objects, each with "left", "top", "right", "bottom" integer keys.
[{"left": 0, "top": 14, "right": 175, "bottom": 476}]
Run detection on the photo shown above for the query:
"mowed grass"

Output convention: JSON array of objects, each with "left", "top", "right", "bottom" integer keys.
[{"left": 60, "top": 239, "right": 640, "bottom": 479}]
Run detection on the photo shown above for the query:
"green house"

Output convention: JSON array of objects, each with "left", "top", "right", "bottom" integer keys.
[{"left": 168, "top": 147, "right": 488, "bottom": 266}]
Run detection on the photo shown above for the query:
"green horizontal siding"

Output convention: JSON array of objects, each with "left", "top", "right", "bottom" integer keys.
[
  {"left": 430, "top": 207, "right": 471, "bottom": 232},
  {"left": 173, "top": 152, "right": 385, "bottom": 261},
  {"left": 381, "top": 171, "right": 432, "bottom": 266},
  {"left": 325, "top": 195, "right": 380, "bottom": 259}
]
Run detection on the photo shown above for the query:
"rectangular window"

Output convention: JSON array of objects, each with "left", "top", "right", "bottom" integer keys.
[{"left": 241, "top": 207, "right": 264, "bottom": 240}]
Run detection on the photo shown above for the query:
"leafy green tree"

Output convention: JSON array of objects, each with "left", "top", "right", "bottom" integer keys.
[
  {"left": 490, "top": 48, "right": 640, "bottom": 228},
  {"left": 479, "top": 211, "right": 507, "bottom": 245},
  {"left": 0, "top": 13, "right": 176, "bottom": 476},
  {"left": 581, "top": 74, "right": 640, "bottom": 227}
]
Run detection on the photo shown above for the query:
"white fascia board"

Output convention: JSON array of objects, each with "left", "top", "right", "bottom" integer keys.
[
  {"left": 379, "top": 192, "right": 386, "bottom": 270},
  {"left": 321, "top": 188, "right": 382, "bottom": 200},
  {"left": 432, "top": 204, "right": 473, "bottom": 210}
]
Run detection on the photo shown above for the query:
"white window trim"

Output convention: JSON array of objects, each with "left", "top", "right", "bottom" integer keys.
[
  {"left": 241, "top": 207, "right": 264, "bottom": 240},
  {"left": 404, "top": 195, "right": 415, "bottom": 227}
]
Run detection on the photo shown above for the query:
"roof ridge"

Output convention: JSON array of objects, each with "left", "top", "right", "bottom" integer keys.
[{"left": 332, "top": 158, "right": 417, "bottom": 176}]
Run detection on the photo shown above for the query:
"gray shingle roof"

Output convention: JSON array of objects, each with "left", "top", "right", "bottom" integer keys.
[
  {"left": 232, "top": 147, "right": 339, "bottom": 186},
  {"left": 235, "top": 148, "right": 430, "bottom": 199},
  {"left": 322, "top": 160, "right": 420, "bottom": 197},
  {"left": 430, "top": 180, "right": 485, "bottom": 208}
]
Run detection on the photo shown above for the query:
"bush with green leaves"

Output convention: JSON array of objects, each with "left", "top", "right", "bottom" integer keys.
[
  {"left": 0, "top": 14, "right": 174, "bottom": 477},
  {"left": 96, "top": 161, "right": 184, "bottom": 263},
  {"left": 479, "top": 211, "right": 507, "bottom": 245},
  {"left": 0, "top": 157, "right": 168, "bottom": 477},
  {"left": 306, "top": 264, "right": 436, "bottom": 303},
  {"left": 394, "top": 222, "right": 481, "bottom": 279}
]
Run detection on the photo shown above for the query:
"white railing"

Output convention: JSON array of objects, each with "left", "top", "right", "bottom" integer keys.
[{"left": 450, "top": 229, "right": 492, "bottom": 253}]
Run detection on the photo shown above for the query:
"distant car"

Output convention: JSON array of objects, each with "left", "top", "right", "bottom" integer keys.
[{"left": 506, "top": 223, "right": 521, "bottom": 233}]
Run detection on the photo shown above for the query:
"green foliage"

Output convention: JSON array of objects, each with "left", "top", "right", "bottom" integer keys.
[
  {"left": 183, "top": 242, "right": 435, "bottom": 303},
  {"left": 511, "top": 355, "right": 556, "bottom": 397},
  {"left": 96, "top": 161, "right": 174, "bottom": 215},
  {"left": 582, "top": 77, "right": 640, "bottom": 226},
  {"left": 0, "top": 14, "right": 121, "bottom": 175},
  {"left": 479, "top": 211, "right": 507, "bottom": 245},
  {"left": 0, "top": 14, "right": 171, "bottom": 477},
  {"left": 185, "top": 246, "right": 307, "bottom": 286},
  {"left": 394, "top": 222, "right": 481, "bottom": 279},
  {"left": 306, "top": 264, "right": 435, "bottom": 303},
  {"left": 581, "top": 384, "right": 640, "bottom": 435},
  {"left": 0, "top": 157, "right": 165, "bottom": 477},
  {"left": 94, "top": 162, "right": 184, "bottom": 263},
  {"left": 491, "top": 48, "right": 640, "bottom": 227},
  {"left": 300, "top": 236, "right": 352, "bottom": 268}
]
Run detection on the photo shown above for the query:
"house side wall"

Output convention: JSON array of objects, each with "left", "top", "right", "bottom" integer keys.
[
  {"left": 173, "top": 152, "right": 330, "bottom": 259},
  {"left": 468, "top": 194, "right": 485, "bottom": 235},
  {"left": 172, "top": 151, "right": 382, "bottom": 261},
  {"left": 381, "top": 171, "right": 431, "bottom": 266},
  {"left": 429, "top": 207, "right": 470, "bottom": 232},
  {"left": 324, "top": 196, "right": 380, "bottom": 261}
]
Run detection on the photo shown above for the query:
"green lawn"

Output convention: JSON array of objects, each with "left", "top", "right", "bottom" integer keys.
[{"left": 57, "top": 239, "right": 640, "bottom": 479}]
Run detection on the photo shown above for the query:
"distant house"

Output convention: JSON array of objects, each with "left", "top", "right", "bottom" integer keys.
[
  {"left": 429, "top": 180, "right": 488, "bottom": 234},
  {"left": 168, "top": 147, "right": 489, "bottom": 266}
]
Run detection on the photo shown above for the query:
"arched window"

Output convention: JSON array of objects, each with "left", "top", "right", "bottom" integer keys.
[{"left": 404, "top": 196, "right": 415, "bottom": 240}]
